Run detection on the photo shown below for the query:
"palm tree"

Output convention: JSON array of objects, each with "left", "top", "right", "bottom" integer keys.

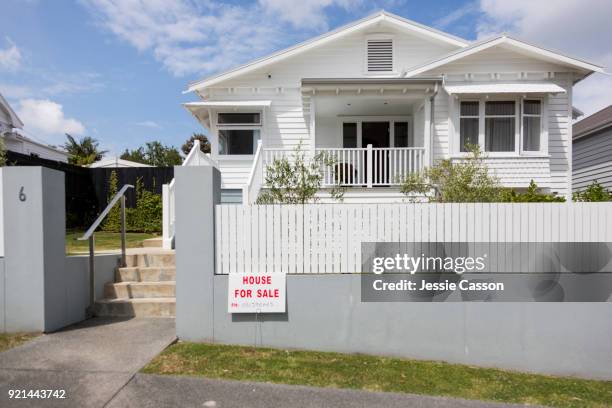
[{"left": 64, "top": 134, "right": 107, "bottom": 166}]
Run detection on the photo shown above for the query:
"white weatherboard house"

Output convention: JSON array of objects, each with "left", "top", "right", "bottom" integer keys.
[{"left": 183, "top": 11, "right": 602, "bottom": 203}]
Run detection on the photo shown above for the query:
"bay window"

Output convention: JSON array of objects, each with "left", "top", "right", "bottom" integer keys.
[
  {"left": 457, "top": 98, "right": 544, "bottom": 155},
  {"left": 217, "top": 112, "right": 261, "bottom": 155}
]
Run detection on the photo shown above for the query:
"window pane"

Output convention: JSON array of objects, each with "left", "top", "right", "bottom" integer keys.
[
  {"left": 343, "top": 123, "right": 357, "bottom": 148},
  {"left": 218, "top": 113, "right": 260, "bottom": 124},
  {"left": 218, "top": 129, "right": 258, "bottom": 154},
  {"left": 523, "top": 116, "right": 541, "bottom": 151},
  {"left": 394, "top": 122, "right": 413, "bottom": 147},
  {"left": 485, "top": 117, "right": 515, "bottom": 152},
  {"left": 460, "top": 118, "right": 479, "bottom": 152},
  {"left": 460, "top": 101, "right": 479, "bottom": 116},
  {"left": 485, "top": 101, "right": 515, "bottom": 115},
  {"left": 523, "top": 100, "right": 541, "bottom": 115}
]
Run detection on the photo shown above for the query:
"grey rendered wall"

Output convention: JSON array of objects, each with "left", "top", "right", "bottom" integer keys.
[
  {"left": 573, "top": 127, "right": 612, "bottom": 191},
  {"left": 175, "top": 165, "right": 221, "bottom": 341},
  {"left": 1, "top": 167, "right": 120, "bottom": 332},
  {"left": 212, "top": 275, "right": 612, "bottom": 380},
  {"left": 176, "top": 166, "right": 612, "bottom": 380}
]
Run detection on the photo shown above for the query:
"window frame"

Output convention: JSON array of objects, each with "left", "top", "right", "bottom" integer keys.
[
  {"left": 458, "top": 100, "right": 480, "bottom": 152},
  {"left": 338, "top": 116, "right": 414, "bottom": 148},
  {"left": 454, "top": 96, "right": 547, "bottom": 157},
  {"left": 520, "top": 98, "right": 545, "bottom": 155},
  {"left": 484, "top": 99, "right": 518, "bottom": 154},
  {"left": 216, "top": 111, "right": 263, "bottom": 157}
]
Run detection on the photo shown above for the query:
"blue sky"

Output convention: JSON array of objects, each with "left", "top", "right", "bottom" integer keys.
[{"left": 1, "top": 0, "right": 610, "bottom": 156}]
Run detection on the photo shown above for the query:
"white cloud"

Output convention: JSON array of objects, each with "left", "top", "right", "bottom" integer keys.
[
  {"left": 17, "top": 99, "right": 86, "bottom": 142},
  {"left": 259, "top": 0, "right": 359, "bottom": 30},
  {"left": 80, "top": 0, "right": 366, "bottom": 77},
  {"left": 135, "top": 120, "right": 162, "bottom": 129},
  {"left": 0, "top": 38, "right": 22, "bottom": 72},
  {"left": 475, "top": 0, "right": 612, "bottom": 116},
  {"left": 434, "top": 1, "right": 478, "bottom": 29}
]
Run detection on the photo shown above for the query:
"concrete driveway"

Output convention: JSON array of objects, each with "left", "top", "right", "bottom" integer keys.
[{"left": 0, "top": 317, "right": 176, "bottom": 407}]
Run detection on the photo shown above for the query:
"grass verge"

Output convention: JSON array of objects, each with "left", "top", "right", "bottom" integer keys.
[
  {"left": 66, "top": 231, "right": 158, "bottom": 254},
  {"left": 0, "top": 333, "right": 39, "bottom": 353},
  {"left": 142, "top": 342, "right": 612, "bottom": 408}
]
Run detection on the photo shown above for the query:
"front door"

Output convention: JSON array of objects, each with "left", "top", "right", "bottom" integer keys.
[{"left": 362, "top": 122, "right": 390, "bottom": 185}]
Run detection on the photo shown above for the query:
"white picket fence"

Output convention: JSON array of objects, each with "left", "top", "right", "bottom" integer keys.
[{"left": 214, "top": 203, "right": 612, "bottom": 274}]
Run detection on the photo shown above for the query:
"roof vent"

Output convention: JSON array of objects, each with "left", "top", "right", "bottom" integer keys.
[{"left": 367, "top": 39, "right": 393, "bottom": 72}]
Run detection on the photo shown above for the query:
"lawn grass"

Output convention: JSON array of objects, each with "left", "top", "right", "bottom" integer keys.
[
  {"left": 0, "top": 333, "right": 39, "bottom": 353},
  {"left": 66, "top": 231, "right": 158, "bottom": 254},
  {"left": 142, "top": 342, "right": 612, "bottom": 408}
]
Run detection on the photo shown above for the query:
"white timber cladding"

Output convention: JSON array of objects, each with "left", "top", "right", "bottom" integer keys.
[
  {"left": 195, "top": 23, "right": 586, "bottom": 194},
  {"left": 215, "top": 203, "right": 612, "bottom": 274}
]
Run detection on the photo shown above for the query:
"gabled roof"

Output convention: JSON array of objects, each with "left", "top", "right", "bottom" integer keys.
[
  {"left": 403, "top": 35, "right": 604, "bottom": 78},
  {"left": 89, "top": 157, "right": 150, "bottom": 168},
  {"left": 573, "top": 105, "right": 612, "bottom": 140},
  {"left": 187, "top": 10, "right": 469, "bottom": 92},
  {"left": 0, "top": 92, "right": 24, "bottom": 129}
]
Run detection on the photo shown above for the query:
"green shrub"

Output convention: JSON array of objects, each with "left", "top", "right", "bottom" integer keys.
[
  {"left": 0, "top": 137, "right": 6, "bottom": 167},
  {"left": 499, "top": 180, "right": 565, "bottom": 202},
  {"left": 573, "top": 181, "right": 612, "bottom": 202},
  {"left": 101, "top": 170, "right": 121, "bottom": 232},
  {"left": 400, "top": 145, "right": 501, "bottom": 202},
  {"left": 257, "top": 141, "right": 344, "bottom": 204},
  {"left": 129, "top": 178, "right": 162, "bottom": 233}
]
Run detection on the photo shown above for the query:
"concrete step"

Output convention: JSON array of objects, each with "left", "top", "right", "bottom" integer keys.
[
  {"left": 142, "top": 237, "right": 163, "bottom": 248},
  {"left": 104, "top": 281, "right": 176, "bottom": 299},
  {"left": 94, "top": 297, "right": 175, "bottom": 318},
  {"left": 125, "top": 253, "right": 175, "bottom": 268},
  {"left": 116, "top": 266, "right": 176, "bottom": 282}
]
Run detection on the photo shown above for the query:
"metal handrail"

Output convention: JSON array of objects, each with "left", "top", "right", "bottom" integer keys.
[{"left": 78, "top": 184, "right": 134, "bottom": 313}]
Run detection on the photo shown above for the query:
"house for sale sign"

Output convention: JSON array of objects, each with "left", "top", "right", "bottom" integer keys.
[{"left": 228, "top": 273, "right": 286, "bottom": 313}]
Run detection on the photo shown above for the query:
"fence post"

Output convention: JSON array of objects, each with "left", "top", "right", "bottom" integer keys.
[
  {"left": 174, "top": 165, "right": 221, "bottom": 341},
  {"left": 366, "top": 144, "right": 373, "bottom": 188}
]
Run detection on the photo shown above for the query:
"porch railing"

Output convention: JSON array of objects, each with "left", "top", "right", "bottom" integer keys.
[{"left": 260, "top": 145, "right": 425, "bottom": 188}]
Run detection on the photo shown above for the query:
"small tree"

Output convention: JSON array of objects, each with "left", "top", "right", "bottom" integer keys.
[
  {"left": 130, "top": 177, "right": 162, "bottom": 233},
  {"left": 400, "top": 145, "right": 501, "bottom": 202},
  {"left": 64, "top": 134, "right": 107, "bottom": 166},
  {"left": 182, "top": 133, "right": 211, "bottom": 155},
  {"left": 573, "top": 181, "right": 612, "bottom": 202},
  {"left": 256, "top": 142, "right": 344, "bottom": 204}
]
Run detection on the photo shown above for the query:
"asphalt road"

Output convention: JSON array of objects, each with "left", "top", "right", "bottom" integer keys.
[{"left": 108, "top": 374, "right": 532, "bottom": 408}]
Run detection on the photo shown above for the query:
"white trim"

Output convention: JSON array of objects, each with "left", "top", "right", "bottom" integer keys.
[
  {"left": 339, "top": 116, "right": 413, "bottom": 148},
  {"left": 404, "top": 36, "right": 603, "bottom": 78},
  {"left": 444, "top": 82, "right": 566, "bottom": 95},
  {"left": 187, "top": 11, "right": 468, "bottom": 92},
  {"left": 183, "top": 100, "right": 271, "bottom": 109},
  {"left": 0, "top": 93, "right": 24, "bottom": 129}
]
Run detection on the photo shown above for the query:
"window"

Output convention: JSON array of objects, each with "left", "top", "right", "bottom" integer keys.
[
  {"left": 394, "top": 122, "right": 412, "bottom": 147},
  {"left": 522, "top": 100, "right": 541, "bottom": 151},
  {"left": 456, "top": 98, "right": 544, "bottom": 155},
  {"left": 343, "top": 123, "right": 357, "bottom": 148},
  {"left": 485, "top": 101, "right": 515, "bottom": 152},
  {"left": 217, "top": 112, "right": 261, "bottom": 155},
  {"left": 459, "top": 101, "right": 479, "bottom": 152},
  {"left": 366, "top": 38, "right": 393, "bottom": 73}
]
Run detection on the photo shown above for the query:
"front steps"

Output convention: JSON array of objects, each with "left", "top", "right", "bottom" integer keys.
[{"left": 94, "top": 251, "right": 176, "bottom": 318}]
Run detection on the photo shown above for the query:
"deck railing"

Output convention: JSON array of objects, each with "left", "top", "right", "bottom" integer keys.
[{"left": 260, "top": 145, "right": 425, "bottom": 188}]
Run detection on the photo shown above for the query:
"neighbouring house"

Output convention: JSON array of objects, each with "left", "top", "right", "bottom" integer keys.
[
  {"left": 89, "top": 157, "right": 151, "bottom": 168},
  {"left": 572, "top": 105, "right": 612, "bottom": 191},
  {"left": 0, "top": 93, "right": 70, "bottom": 162},
  {"left": 182, "top": 10, "right": 603, "bottom": 204}
]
